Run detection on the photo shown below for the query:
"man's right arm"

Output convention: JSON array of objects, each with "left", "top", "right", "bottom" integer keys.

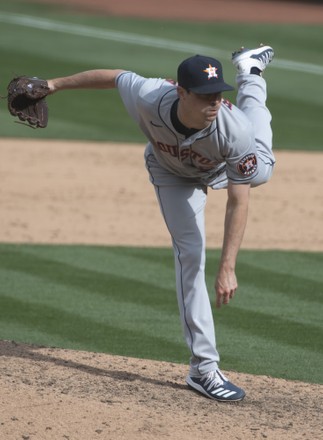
[
  {"left": 47, "top": 69, "right": 125, "bottom": 93},
  {"left": 215, "top": 181, "right": 250, "bottom": 308}
]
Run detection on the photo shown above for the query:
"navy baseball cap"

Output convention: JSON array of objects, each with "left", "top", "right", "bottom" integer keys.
[{"left": 177, "top": 55, "right": 234, "bottom": 94}]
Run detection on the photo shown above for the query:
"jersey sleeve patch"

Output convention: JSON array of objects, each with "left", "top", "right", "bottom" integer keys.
[{"left": 237, "top": 153, "right": 257, "bottom": 176}]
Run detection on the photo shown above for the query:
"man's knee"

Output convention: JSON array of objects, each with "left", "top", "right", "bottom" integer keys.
[{"left": 175, "top": 241, "right": 205, "bottom": 268}]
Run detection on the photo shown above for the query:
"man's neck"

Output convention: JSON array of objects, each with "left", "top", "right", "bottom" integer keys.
[
  {"left": 177, "top": 100, "right": 210, "bottom": 131},
  {"left": 171, "top": 100, "right": 200, "bottom": 138}
]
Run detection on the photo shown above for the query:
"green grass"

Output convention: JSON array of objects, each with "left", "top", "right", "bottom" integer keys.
[
  {"left": 0, "top": 244, "right": 322, "bottom": 384},
  {"left": 0, "top": 0, "right": 322, "bottom": 149}
]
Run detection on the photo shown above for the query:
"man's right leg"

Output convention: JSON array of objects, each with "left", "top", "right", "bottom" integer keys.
[
  {"left": 153, "top": 181, "right": 220, "bottom": 377},
  {"left": 145, "top": 149, "right": 219, "bottom": 375},
  {"left": 145, "top": 151, "right": 246, "bottom": 402},
  {"left": 153, "top": 183, "right": 246, "bottom": 401}
]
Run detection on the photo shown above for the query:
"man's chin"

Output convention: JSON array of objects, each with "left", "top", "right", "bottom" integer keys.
[{"left": 206, "top": 114, "right": 217, "bottom": 122}]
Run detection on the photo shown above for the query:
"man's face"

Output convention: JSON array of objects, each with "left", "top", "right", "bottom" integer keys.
[{"left": 178, "top": 87, "right": 223, "bottom": 128}]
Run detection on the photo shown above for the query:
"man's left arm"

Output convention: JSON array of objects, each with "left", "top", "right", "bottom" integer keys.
[
  {"left": 47, "top": 69, "right": 125, "bottom": 93},
  {"left": 215, "top": 181, "right": 250, "bottom": 308}
]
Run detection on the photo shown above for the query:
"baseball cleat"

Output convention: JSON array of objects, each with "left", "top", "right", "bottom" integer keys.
[
  {"left": 186, "top": 369, "right": 245, "bottom": 402},
  {"left": 232, "top": 45, "right": 274, "bottom": 74}
]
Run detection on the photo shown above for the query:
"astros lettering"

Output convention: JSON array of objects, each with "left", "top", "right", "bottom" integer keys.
[{"left": 156, "top": 141, "right": 221, "bottom": 170}]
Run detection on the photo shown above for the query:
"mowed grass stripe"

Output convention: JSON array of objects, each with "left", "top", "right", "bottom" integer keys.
[
  {"left": 217, "top": 306, "right": 323, "bottom": 353},
  {"left": 214, "top": 329, "right": 323, "bottom": 382},
  {"left": 0, "top": 248, "right": 176, "bottom": 310},
  {"left": 0, "top": 245, "right": 184, "bottom": 356},
  {"left": 12, "top": 244, "right": 176, "bottom": 287},
  {"left": 0, "top": 244, "right": 322, "bottom": 383},
  {"left": 0, "top": 295, "right": 186, "bottom": 360},
  {"left": 0, "top": 268, "right": 181, "bottom": 338},
  {"left": 237, "top": 261, "right": 322, "bottom": 303}
]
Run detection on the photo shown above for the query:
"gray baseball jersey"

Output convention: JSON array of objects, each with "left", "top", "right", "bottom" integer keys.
[
  {"left": 116, "top": 72, "right": 274, "bottom": 189},
  {"left": 116, "top": 71, "right": 275, "bottom": 376}
]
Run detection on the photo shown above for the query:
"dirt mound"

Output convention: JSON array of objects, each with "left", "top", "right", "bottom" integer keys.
[{"left": 1, "top": 340, "right": 322, "bottom": 440}]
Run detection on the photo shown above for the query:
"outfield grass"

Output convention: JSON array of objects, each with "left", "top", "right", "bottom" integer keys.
[
  {"left": 0, "top": 0, "right": 322, "bottom": 149},
  {"left": 0, "top": 244, "right": 322, "bottom": 384}
]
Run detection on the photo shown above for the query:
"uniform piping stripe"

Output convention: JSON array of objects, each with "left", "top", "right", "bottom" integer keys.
[
  {"left": 145, "top": 158, "right": 201, "bottom": 370},
  {"left": 156, "top": 187, "right": 200, "bottom": 369}
]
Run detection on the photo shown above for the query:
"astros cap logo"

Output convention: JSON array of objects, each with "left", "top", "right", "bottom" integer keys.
[{"left": 203, "top": 64, "right": 218, "bottom": 79}]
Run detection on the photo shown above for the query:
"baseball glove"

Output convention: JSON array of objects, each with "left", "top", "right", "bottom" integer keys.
[{"left": 7, "top": 76, "right": 50, "bottom": 128}]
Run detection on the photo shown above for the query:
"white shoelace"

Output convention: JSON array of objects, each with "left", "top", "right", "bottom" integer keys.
[{"left": 202, "top": 370, "right": 228, "bottom": 390}]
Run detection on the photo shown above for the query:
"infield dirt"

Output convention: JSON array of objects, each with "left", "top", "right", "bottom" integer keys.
[{"left": 1, "top": 1, "right": 323, "bottom": 439}]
